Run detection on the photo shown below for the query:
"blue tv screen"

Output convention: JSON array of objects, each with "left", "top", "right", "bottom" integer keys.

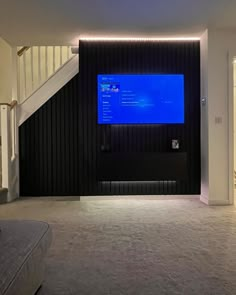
[{"left": 97, "top": 74, "right": 184, "bottom": 124}]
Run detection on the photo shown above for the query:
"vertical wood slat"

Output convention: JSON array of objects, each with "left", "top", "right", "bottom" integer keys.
[
  {"left": 45, "top": 46, "right": 48, "bottom": 79},
  {"left": 23, "top": 52, "right": 27, "bottom": 99},
  {"left": 53, "top": 46, "right": 56, "bottom": 73},
  {"left": 31, "top": 47, "right": 34, "bottom": 92},
  {"left": 38, "top": 46, "right": 41, "bottom": 86},
  {"left": 67, "top": 46, "right": 70, "bottom": 60},
  {"left": 60, "top": 46, "right": 62, "bottom": 67},
  {"left": 16, "top": 50, "right": 21, "bottom": 102}
]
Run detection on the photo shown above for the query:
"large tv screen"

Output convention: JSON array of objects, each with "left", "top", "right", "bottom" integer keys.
[{"left": 97, "top": 74, "right": 184, "bottom": 124}]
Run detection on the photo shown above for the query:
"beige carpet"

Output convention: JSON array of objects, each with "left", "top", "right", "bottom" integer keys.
[{"left": 1, "top": 196, "right": 236, "bottom": 295}]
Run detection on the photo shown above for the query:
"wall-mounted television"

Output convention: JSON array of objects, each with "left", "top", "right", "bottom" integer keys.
[{"left": 97, "top": 74, "right": 184, "bottom": 124}]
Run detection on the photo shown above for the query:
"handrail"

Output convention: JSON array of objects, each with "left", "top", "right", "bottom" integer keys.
[
  {"left": 10, "top": 100, "right": 17, "bottom": 110},
  {"left": 17, "top": 46, "right": 30, "bottom": 57}
]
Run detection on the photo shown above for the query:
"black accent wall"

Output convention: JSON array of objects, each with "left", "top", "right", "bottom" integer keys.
[{"left": 19, "top": 40, "right": 200, "bottom": 196}]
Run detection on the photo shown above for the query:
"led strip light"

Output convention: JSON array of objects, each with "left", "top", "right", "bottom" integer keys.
[{"left": 79, "top": 37, "right": 200, "bottom": 41}]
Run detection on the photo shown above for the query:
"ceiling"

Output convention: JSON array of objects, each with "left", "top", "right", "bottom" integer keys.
[{"left": 0, "top": 0, "right": 236, "bottom": 45}]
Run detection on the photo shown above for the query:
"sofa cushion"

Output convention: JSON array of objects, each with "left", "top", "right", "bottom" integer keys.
[{"left": 0, "top": 220, "right": 52, "bottom": 295}]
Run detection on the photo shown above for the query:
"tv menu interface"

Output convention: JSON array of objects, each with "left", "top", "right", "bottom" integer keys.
[{"left": 97, "top": 74, "right": 184, "bottom": 124}]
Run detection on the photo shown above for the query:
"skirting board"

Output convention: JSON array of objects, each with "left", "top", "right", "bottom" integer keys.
[{"left": 200, "top": 195, "right": 232, "bottom": 206}]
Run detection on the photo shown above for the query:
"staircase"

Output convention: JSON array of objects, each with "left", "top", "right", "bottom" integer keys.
[
  {"left": 17, "top": 46, "right": 76, "bottom": 102},
  {"left": 18, "top": 47, "right": 79, "bottom": 125},
  {"left": 0, "top": 45, "right": 79, "bottom": 203}
]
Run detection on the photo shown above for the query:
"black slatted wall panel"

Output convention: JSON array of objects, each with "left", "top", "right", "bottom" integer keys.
[
  {"left": 20, "top": 76, "right": 80, "bottom": 196},
  {"left": 20, "top": 40, "right": 200, "bottom": 196}
]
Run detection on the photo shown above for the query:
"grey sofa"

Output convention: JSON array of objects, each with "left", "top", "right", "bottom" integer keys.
[{"left": 0, "top": 220, "right": 52, "bottom": 295}]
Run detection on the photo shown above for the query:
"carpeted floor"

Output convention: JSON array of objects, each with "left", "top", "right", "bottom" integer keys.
[{"left": 1, "top": 196, "right": 236, "bottom": 295}]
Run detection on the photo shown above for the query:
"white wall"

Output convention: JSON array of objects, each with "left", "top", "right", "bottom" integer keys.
[
  {"left": 201, "top": 29, "right": 236, "bottom": 205},
  {"left": 0, "top": 38, "right": 12, "bottom": 103}
]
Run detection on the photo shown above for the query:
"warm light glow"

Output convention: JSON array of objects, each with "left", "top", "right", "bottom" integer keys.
[
  {"left": 80, "top": 36, "right": 200, "bottom": 41},
  {"left": 102, "top": 181, "right": 177, "bottom": 184}
]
